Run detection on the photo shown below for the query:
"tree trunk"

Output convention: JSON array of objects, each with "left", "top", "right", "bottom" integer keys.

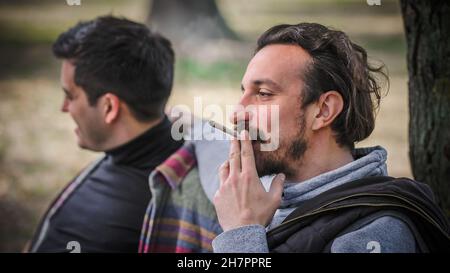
[
  {"left": 400, "top": 0, "right": 450, "bottom": 217},
  {"left": 148, "top": 0, "right": 236, "bottom": 44}
]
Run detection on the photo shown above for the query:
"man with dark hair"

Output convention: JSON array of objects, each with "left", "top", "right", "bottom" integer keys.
[
  {"left": 211, "top": 23, "right": 450, "bottom": 252},
  {"left": 29, "top": 16, "right": 182, "bottom": 252}
]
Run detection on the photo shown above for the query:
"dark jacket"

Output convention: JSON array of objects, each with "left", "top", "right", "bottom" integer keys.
[
  {"left": 30, "top": 117, "right": 183, "bottom": 253},
  {"left": 267, "top": 176, "right": 450, "bottom": 252}
]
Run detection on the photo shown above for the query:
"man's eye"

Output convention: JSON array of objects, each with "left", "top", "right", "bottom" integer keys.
[{"left": 258, "top": 91, "right": 272, "bottom": 97}]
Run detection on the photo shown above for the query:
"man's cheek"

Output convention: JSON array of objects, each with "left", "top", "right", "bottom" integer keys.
[{"left": 259, "top": 106, "right": 280, "bottom": 152}]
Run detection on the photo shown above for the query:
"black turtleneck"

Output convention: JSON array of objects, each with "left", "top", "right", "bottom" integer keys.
[{"left": 33, "top": 116, "right": 183, "bottom": 253}]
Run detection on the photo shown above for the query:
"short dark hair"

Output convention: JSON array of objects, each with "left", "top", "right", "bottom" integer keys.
[
  {"left": 256, "top": 23, "right": 387, "bottom": 148},
  {"left": 53, "top": 15, "right": 174, "bottom": 121}
]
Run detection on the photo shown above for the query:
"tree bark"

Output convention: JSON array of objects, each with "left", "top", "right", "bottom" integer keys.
[
  {"left": 148, "top": 0, "right": 236, "bottom": 44},
  {"left": 400, "top": 0, "right": 450, "bottom": 217}
]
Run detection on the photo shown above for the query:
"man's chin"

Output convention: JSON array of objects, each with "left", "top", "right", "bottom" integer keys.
[
  {"left": 76, "top": 141, "right": 90, "bottom": 150},
  {"left": 253, "top": 144, "right": 276, "bottom": 176},
  {"left": 76, "top": 136, "right": 94, "bottom": 151},
  {"left": 253, "top": 146, "right": 293, "bottom": 178}
]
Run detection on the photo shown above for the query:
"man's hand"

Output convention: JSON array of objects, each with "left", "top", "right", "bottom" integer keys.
[{"left": 213, "top": 130, "right": 285, "bottom": 232}]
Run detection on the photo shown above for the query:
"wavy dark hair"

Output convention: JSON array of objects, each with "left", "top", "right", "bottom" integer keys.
[{"left": 256, "top": 23, "right": 388, "bottom": 148}]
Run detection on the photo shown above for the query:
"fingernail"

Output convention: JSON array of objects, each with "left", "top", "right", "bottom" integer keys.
[{"left": 279, "top": 173, "right": 286, "bottom": 181}]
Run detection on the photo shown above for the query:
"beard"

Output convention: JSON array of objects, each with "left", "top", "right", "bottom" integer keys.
[{"left": 253, "top": 113, "right": 308, "bottom": 179}]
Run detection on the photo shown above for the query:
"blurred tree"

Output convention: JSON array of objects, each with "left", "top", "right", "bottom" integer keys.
[
  {"left": 148, "top": 0, "right": 237, "bottom": 44},
  {"left": 401, "top": 0, "right": 450, "bottom": 217}
]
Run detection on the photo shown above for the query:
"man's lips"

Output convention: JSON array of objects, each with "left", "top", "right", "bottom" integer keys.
[
  {"left": 209, "top": 120, "right": 270, "bottom": 142},
  {"left": 233, "top": 123, "right": 270, "bottom": 142},
  {"left": 239, "top": 128, "right": 270, "bottom": 143},
  {"left": 208, "top": 120, "right": 272, "bottom": 143}
]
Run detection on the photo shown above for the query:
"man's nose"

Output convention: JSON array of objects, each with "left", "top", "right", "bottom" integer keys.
[
  {"left": 238, "top": 92, "right": 252, "bottom": 108},
  {"left": 229, "top": 91, "right": 254, "bottom": 125},
  {"left": 229, "top": 105, "right": 252, "bottom": 126},
  {"left": 61, "top": 98, "right": 69, "bottom": 113}
]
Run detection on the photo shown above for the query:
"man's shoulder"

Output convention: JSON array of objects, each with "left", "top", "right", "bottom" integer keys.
[
  {"left": 331, "top": 214, "right": 416, "bottom": 253},
  {"left": 268, "top": 176, "right": 450, "bottom": 252}
]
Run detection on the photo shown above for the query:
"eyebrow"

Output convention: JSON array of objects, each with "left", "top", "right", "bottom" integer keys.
[{"left": 241, "top": 78, "right": 282, "bottom": 92}]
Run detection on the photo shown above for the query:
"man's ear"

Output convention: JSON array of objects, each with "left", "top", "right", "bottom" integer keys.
[
  {"left": 101, "top": 93, "right": 121, "bottom": 124},
  {"left": 311, "top": 91, "right": 344, "bottom": 131}
]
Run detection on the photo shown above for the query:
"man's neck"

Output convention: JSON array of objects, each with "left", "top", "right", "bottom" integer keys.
[
  {"left": 290, "top": 138, "right": 354, "bottom": 182},
  {"left": 102, "top": 116, "right": 164, "bottom": 151}
]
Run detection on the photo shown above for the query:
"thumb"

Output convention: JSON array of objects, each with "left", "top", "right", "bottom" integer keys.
[{"left": 269, "top": 173, "right": 285, "bottom": 201}]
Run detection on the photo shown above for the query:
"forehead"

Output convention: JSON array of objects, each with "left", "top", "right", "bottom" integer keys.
[
  {"left": 60, "top": 60, "right": 76, "bottom": 88},
  {"left": 243, "top": 44, "right": 311, "bottom": 89}
]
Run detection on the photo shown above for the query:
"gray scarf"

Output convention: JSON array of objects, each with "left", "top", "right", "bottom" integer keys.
[{"left": 267, "top": 146, "right": 388, "bottom": 230}]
